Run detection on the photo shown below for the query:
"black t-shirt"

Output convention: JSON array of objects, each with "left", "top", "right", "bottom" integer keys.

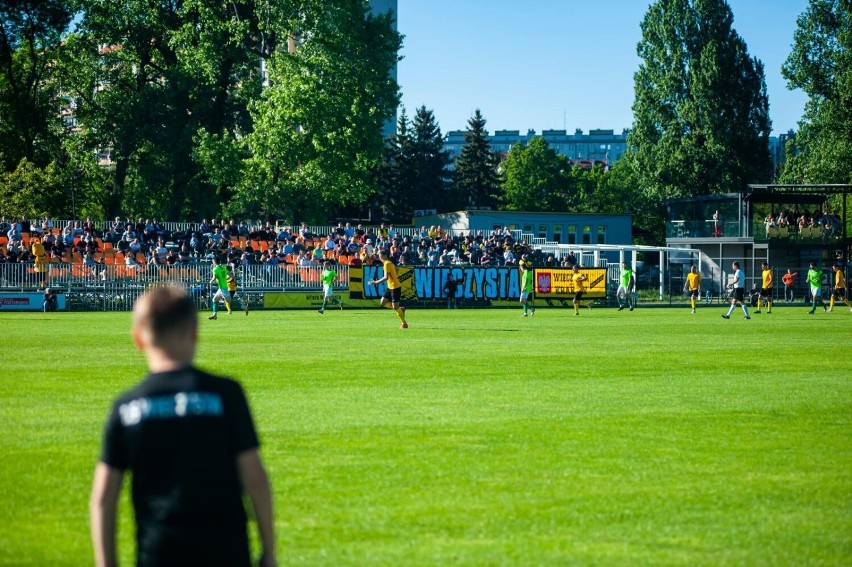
[{"left": 100, "top": 366, "right": 259, "bottom": 567}]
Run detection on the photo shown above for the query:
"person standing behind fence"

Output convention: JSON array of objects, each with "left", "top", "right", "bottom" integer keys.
[
  {"left": 755, "top": 261, "right": 773, "bottom": 314},
  {"left": 208, "top": 257, "right": 232, "bottom": 319},
  {"left": 444, "top": 274, "right": 459, "bottom": 309},
  {"left": 519, "top": 255, "right": 535, "bottom": 317},
  {"left": 782, "top": 269, "right": 798, "bottom": 303},
  {"left": 318, "top": 261, "right": 343, "bottom": 314},
  {"left": 685, "top": 266, "right": 701, "bottom": 314},
  {"left": 572, "top": 265, "right": 590, "bottom": 316},
  {"left": 368, "top": 250, "right": 408, "bottom": 329},
  {"left": 616, "top": 261, "right": 635, "bottom": 312},
  {"left": 806, "top": 261, "right": 827, "bottom": 314},
  {"left": 722, "top": 261, "right": 751, "bottom": 320},
  {"left": 829, "top": 263, "right": 851, "bottom": 313},
  {"left": 90, "top": 286, "right": 276, "bottom": 567},
  {"left": 32, "top": 238, "right": 48, "bottom": 288}
]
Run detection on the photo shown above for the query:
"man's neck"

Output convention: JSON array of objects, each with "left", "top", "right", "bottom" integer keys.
[{"left": 146, "top": 350, "right": 194, "bottom": 374}]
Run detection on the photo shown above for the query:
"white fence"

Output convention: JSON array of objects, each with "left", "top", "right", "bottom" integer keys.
[{"left": 0, "top": 262, "right": 349, "bottom": 291}]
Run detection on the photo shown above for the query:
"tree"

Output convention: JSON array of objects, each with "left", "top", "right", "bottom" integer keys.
[
  {"left": 629, "top": 0, "right": 772, "bottom": 204},
  {"left": 781, "top": 0, "right": 852, "bottom": 184},
  {"left": 0, "top": 159, "right": 65, "bottom": 218},
  {"left": 0, "top": 0, "right": 73, "bottom": 171},
  {"left": 228, "top": 1, "right": 402, "bottom": 222},
  {"left": 377, "top": 107, "right": 418, "bottom": 222},
  {"left": 410, "top": 106, "right": 453, "bottom": 212},
  {"left": 453, "top": 109, "right": 501, "bottom": 209},
  {"left": 501, "top": 137, "right": 567, "bottom": 212},
  {"left": 64, "top": 0, "right": 263, "bottom": 218}
]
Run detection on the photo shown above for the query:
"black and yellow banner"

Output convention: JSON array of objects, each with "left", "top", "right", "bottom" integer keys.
[
  {"left": 533, "top": 267, "right": 607, "bottom": 299},
  {"left": 264, "top": 267, "right": 608, "bottom": 309},
  {"left": 349, "top": 265, "right": 417, "bottom": 301}
]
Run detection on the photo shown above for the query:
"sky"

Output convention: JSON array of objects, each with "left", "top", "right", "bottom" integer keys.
[{"left": 397, "top": 0, "right": 810, "bottom": 137}]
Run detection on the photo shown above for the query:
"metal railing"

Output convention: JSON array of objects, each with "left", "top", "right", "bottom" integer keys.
[{"left": 0, "top": 262, "right": 349, "bottom": 291}]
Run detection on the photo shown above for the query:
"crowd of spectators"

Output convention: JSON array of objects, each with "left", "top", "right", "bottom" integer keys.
[
  {"left": 1, "top": 215, "right": 572, "bottom": 272},
  {"left": 763, "top": 209, "right": 843, "bottom": 238}
]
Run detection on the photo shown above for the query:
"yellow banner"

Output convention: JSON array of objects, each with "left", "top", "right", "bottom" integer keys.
[
  {"left": 264, "top": 291, "right": 351, "bottom": 309},
  {"left": 533, "top": 267, "right": 607, "bottom": 299}
]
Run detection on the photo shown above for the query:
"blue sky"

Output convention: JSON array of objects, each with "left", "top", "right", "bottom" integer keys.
[{"left": 397, "top": 0, "right": 809, "bottom": 137}]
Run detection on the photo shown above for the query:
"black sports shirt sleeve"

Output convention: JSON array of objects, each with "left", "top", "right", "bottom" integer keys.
[
  {"left": 227, "top": 381, "right": 260, "bottom": 455},
  {"left": 99, "top": 400, "right": 128, "bottom": 470}
]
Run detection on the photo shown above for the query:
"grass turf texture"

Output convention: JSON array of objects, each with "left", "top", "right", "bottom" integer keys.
[{"left": 1, "top": 306, "right": 850, "bottom": 566}]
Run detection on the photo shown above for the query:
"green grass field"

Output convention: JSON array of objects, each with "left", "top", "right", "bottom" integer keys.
[{"left": 1, "top": 304, "right": 850, "bottom": 566}]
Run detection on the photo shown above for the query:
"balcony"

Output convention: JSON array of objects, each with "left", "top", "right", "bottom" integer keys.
[{"left": 667, "top": 220, "right": 741, "bottom": 239}]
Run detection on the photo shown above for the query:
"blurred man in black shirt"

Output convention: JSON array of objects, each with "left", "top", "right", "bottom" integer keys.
[{"left": 90, "top": 286, "right": 276, "bottom": 567}]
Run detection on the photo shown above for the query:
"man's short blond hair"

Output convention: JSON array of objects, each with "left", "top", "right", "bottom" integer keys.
[{"left": 133, "top": 285, "right": 197, "bottom": 349}]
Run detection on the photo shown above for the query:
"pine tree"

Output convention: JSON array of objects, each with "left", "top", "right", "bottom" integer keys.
[
  {"left": 410, "top": 106, "right": 452, "bottom": 211},
  {"left": 628, "top": 0, "right": 773, "bottom": 203},
  {"left": 453, "top": 109, "right": 501, "bottom": 209},
  {"left": 377, "top": 108, "right": 417, "bottom": 222}
]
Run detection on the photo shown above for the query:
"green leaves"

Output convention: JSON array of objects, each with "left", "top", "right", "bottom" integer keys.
[
  {"left": 781, "top": 0, "right": 852, "bottom": 184},
  {"left": 229, "top": 1, "right": 401, "bottom": 222},
  {"left": 501, "top": 137, "right": 567, "bottom": 212},
  {"left": 377, "top": 106, "right": 452, "bottom": 222},
  {"left": 629, "top": 0, "right": 772, "bottom": 203},
  {"left": 454, "top": 110, "right": 501, "bottom": 209}
]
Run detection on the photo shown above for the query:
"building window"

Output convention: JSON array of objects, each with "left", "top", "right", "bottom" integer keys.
[
  {"left": 553, "top": 225, "right": 562, "bottom": 243},
  {"left": 567, "top": 224, "right": 577, "bottom": 244},
  {"left": 582, "top": 225, "right": 592, "bottom": 244},
  {"left": 538, "top": 224, "right": 548, "bottom": 239},
  {"left": 597, "top": 225, "right": 606, "bottom": 244},
  {"left": 523, "top": 224, "right": 533, "bottom": 234}
]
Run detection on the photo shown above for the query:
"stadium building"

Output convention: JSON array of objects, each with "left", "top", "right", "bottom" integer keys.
[{"left": 665, "top": 185, "right": 851, "bottom": 299}]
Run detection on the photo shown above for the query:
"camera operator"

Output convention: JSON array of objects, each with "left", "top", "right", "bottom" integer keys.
[{"left": 43, "top": 288, "right": 58, "bottom": 312}]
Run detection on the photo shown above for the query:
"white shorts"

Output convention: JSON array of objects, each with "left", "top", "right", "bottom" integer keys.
[
  {"left": 323, "top": 285, "right": 334, "bottom": 299},
  {"left": 616, "top": 285, "right": 630, "bottom": 296},
  {"left": 810, "top": 286, "right": 821, "bottom": 297},
  {"left": 213, "top": 288, "right": 232, "bottom": 302},
  {"left": 520, "top": 291, "right": 530, "bottom": 302}
]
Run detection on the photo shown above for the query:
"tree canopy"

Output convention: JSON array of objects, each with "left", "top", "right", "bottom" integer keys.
[
  {"left": 628, "top": 0, "right": 772, "bottom": 202},
  {"left": 781, "top": 0, "right": 852, "bottom": 184},
  {"left": 0, "top": 0, "right": 401, "bottom": 222}
]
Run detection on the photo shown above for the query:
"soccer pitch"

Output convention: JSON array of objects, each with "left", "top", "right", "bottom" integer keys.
[{"left": 1, "top": 305, "right": 850, "bottom": 565}]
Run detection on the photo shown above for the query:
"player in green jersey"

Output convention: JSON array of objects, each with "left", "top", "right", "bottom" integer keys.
[
  {"left": 616, "top": 261, "right": 635, "bottom": 311},
  {"left": 519, "top": 254, "right": 535, "bottom": 317},
  {"left": 318, "top": 261, "right": 343, "bottom": 314},
  {"left": 208, "top": 257, "right": 231, "bottom": 319},
  {"left": 806, "top": 261, "right": 827, "bottom": 314}
]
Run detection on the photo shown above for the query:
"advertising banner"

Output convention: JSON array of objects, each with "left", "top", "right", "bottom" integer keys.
[
  {"left": 0, "top": 293, "right": 66, "bottom": 311},
  {"left": 268, "top": 266, "right": 608, "bottom": 308},
  {"left": 350, "top": 266, "right": 523, "bottom": 301},
  {"left": 533, "top": 267, "right": 607, "bottom": 299},
  {"left": 349, "top": 265, "right": 417, "bottom": 301}
]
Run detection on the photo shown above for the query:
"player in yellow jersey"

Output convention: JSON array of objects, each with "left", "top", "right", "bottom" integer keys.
[
  {"left": 571, "top": 265, "right": 590, "bottom": 315},
  {"left": 32, "top": 238, "right": 48, "bottom": 288},
  {"left": 226, "top": 265, "right": 249, "bottom": 315},
  {"left": 685, "top": 265, "right": 701, "bottom": 314},
  {"left": 368, "top": 250, "right": 408, "bottom": 328},
  {"left": 755, "top": 261, "right": 773, "bottom": 314},
  {"left": 829, "top": 263, "right": 852, "bottom": 312}
]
